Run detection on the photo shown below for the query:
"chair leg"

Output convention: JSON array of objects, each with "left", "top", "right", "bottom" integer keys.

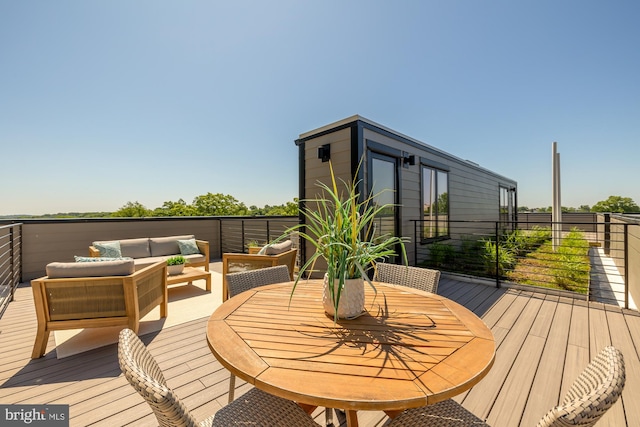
[
  {"left": 325, "top": 408, "right": 334, "bottom": 426},
  {"left": 228, "top": 373, "right": 236, "bottom": 404},
  {"left": 31, "top": 329, "right": 50, "bottom": 359}
]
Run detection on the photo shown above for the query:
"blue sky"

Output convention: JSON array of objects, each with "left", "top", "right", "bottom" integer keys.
[{"left": 1, "top": 1, "right": 638, "bottom": 215}]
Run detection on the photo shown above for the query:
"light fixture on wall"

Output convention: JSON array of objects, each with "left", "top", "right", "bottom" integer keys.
[
  {"left": 403, "top": 152, "right": 415, "bottom": 167},
  {"left": 318, "top": 144, "right": 331, "bottom": 162}
]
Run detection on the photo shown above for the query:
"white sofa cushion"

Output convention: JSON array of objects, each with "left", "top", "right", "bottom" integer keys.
[
  {"left": 259, "top": 240, "right": 293, "bottom": 255},
  {"left": 46, "top": 259, "right": 135, "bottom": 278},
  {"left": 149, "top": 235, "right": 194, "bottom": 257},
  {"left": 118, "top": 238, "right": 152, "bottom": 258}
]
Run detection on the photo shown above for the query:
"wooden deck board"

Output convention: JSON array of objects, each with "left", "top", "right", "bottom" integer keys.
[
  {"left": 463, "top": 289, "right": 544, "bottom": 419},
  {"left": 602, "top": 307, "right": 638, "bottom": 427},
  {"left": 1, "top": 271, "right": 638, "bottom": 427},
  {"left": 519, "top": 299, "right": 571, "bottom": 425}
]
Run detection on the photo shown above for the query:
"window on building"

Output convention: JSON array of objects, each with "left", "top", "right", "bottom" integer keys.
[
  {"left": 422, "top": 166, "right": 449, "bottom": 240},
  {"left": 499, "top": 186, "right": 516, "bottom": 231}
]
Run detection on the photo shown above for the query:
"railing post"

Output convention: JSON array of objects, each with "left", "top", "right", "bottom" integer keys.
[
  {"left": 266, "top": 220, "right": 271, "bottom": 243},
  {"left": 18, "top": 223, "right": 22, "bottom": 284},
  {"left": 624, "top": 223, "right": 629, "bottom": 310},
  {"left": 9, "top": 226, "right": 15, "bottom": 302},
  {"left": 241, "top": 220, "right": 246, "bottom": 252},
  {"left": 414, "top": 221, "right": 418, "bottom": 266},
  {"left": 218, "top": 219, "right": 224, "bottom": 255},
  {"left": 495, "top": 222, "right": 501, "bottom": 288}
]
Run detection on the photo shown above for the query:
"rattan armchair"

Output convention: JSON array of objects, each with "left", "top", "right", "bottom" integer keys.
[
  {"left": 387, "top": 346, "right": 625, "bottom": 427},
  {"left": 222, "top": 247, "right": 297, "bottom": 301},
  {"left": 118, "top": 328, "right": 318, "bottom": 427},
  {"left": 375, "top": 263, "right": 441, "bottom": 294},
  {"left": 31, "top": 260, "right": 167, "bottom": 359}
]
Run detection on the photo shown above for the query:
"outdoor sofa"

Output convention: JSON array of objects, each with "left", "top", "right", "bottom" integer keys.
[{"left": 89, "top": 235, "right": 209, "bottom": 271}]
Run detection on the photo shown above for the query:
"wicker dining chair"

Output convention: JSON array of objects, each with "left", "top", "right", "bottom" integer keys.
[
  {"left": 118, "top": 328, "right": 318, "bottom": 427},
  {"left": 226, "top": 265, "right": 337, "bottom": 426},
  {"left": 387, "top": 346, "right": 625, "bottom": 427},
  {"left": 375, "top": 263, "right": 441, "bottom": 294},
  {"left": 536, "top": 346, "right": 625, "bottom": 427},
  {"left": 225, "top": 265, "right": 292, "bottom": 403},
  {"left": 226, "top": 264, "right": 291, "bottom": 299}
]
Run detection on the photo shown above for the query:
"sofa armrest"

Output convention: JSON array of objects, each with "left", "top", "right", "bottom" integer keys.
[
  {"left": 195, "top": 239, "right": 210, "bottom": 271},
  {"left": 127, "top": 261, "right": 168, "bottom": 321},
  {"left": 88, "top": 246, "right": 101, "bottom": 257}
]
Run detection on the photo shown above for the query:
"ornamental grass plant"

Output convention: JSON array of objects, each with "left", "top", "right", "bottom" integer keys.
[{"left": 286, "top": 161, "right": 408, "bottom": 315}]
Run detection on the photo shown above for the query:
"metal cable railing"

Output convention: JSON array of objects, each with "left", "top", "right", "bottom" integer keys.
[
  {"left": 412, "top": 218, "right": 637, "bottom": 309},
  {"left": 0, "top": 223, "right": 22, "bottom": 318}
]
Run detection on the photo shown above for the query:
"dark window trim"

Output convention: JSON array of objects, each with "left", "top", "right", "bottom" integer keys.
[
  {"left": 367, "top": 150, "right": 403, "bottom": 260},
  {"left": 419, "top": 156, "right": 450, "bottom": 172},
  {"left": 420, "top": 165, "right": 450, "bottom": 244},
  {"left": 366, "top": 139, "right": 403, "bottom": 158}
]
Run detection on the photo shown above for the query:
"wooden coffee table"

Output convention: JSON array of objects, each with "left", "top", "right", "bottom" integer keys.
[{"left": 166, "top": 267, "right": 211, "bottom": 292}]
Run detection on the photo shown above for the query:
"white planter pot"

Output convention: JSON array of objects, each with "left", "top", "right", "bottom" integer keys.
[
  {"left": 323, "top": 274, "right": 365, "bottom": 319},
  {"left": 167, "top": 264, "right": 185, "bottom": 275}
]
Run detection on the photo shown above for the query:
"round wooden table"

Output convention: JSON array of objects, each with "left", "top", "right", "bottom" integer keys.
[{"left": 206, "top": 280, "right": 495, "bottom": 427}]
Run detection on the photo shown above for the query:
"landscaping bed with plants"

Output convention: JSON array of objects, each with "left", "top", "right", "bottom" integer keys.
[{"left": 420, "top": 226, "right": 591, "bottom": 294}]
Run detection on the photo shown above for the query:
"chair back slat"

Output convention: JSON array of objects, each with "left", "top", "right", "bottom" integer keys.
[
  {"left": 376, "top": 263, "right": 441, "bottom": 294},
  {"left": 227, "top": 265, "right": 291, "bottom": 298}
]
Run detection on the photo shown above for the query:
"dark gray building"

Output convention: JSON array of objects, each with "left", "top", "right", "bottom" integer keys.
[{"left": 295, "top": 115, "right": 517, "bottom": 266}]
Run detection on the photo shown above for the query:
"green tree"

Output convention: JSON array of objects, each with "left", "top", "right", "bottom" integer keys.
[
  {"left": 153, "top": 199, "right": 196, "bottom": 216},
  {"left": 578, "top": 205, "right": 591, "bottom": 212},
  {"left": 437, "top": 192, "right": 448, "bottom": 214},
  {"left": 192, "top": 193, "right": 249, "bottom": 216},
  {"left": 248, "top": 205, "right": 266, "bottom": 216},
  {"left": 591, "top": 196, "right": 640, "bottom": 213},
  {"left": 539, "top": 206, "right": 552, "bottom": 212},
  {"left": 112, "top": 201, "right": 151, "bottom": 217},
  {"left": 264, "top": 199, "right": 299, "bottom": 216}
]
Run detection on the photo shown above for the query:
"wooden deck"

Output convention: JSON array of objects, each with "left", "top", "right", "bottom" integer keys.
[{"left": 1, "top": 265, "right": 639, "bottom": 427}]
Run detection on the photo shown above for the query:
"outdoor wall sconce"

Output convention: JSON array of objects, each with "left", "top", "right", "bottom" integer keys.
[
  {"left": 318, "top": 144, "right": 331, "bottom": 162},
  {"left": 403, "top": 152, "right": 415, "bottom": 167}
]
